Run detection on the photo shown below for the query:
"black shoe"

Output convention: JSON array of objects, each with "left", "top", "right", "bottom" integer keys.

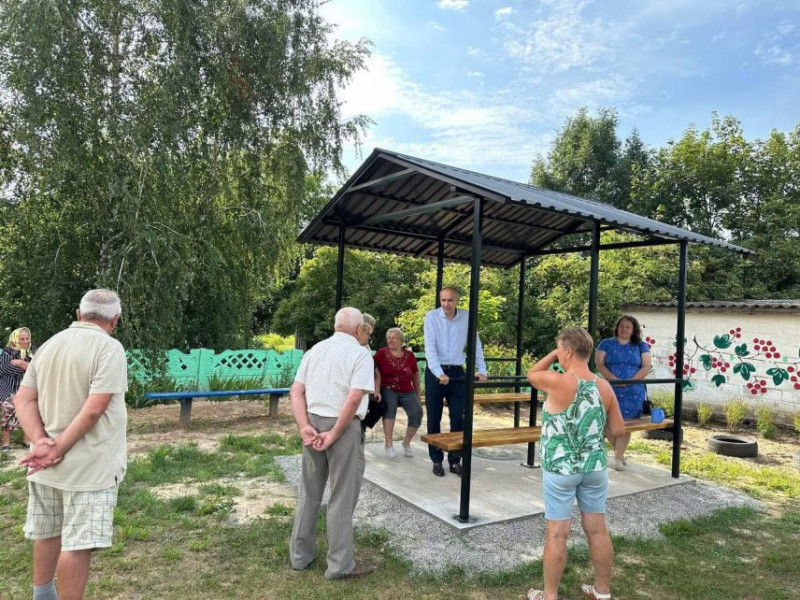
[
  {"left": 432, "top": 463, "right": 445, "bottom": 477},
  {"left": 449, "top": 463, "right": 462, "bottom": 476}
]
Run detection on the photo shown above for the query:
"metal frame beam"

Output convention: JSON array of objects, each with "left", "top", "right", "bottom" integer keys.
[
  {"left": 344, "top": 168, "right": 416, "bottom": 193},
  {"left": 355, "top": 195, "right": 475, "bottom": 226},
  {"left": 587, "top": 221, "right": 601, "bottom": 370},
  {"left": 530, "top": 238, "right": 682, "bottom": 257},
  {"left": 459, "top": 197, "right": 483, "bottom": 523},
  {"left": 335, "top": 224, "right": 345, "bottom": 311},
  {"left": 324, "top": 219, "right": 528, "bottom": 257},
  {"left": 514, "top": 258, "right": 526, "bottom": 427},
  {"left": 672, "top": 241, "right": 689, "bottom": 478}
]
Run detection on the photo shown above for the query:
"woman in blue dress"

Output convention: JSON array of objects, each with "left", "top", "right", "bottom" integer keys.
[{"left": 596, "top": 315, "right": 651, "bottom": 471}]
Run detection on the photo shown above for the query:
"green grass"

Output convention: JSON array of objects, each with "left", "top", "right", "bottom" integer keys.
[
  {"left": 1, "top": 432, "right": 799, "bottom": 599},
  {"left": 626, "top": 439, "right": 800, "bottom": 501}
]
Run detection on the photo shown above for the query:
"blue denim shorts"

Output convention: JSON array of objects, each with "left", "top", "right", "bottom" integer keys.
[{"left": 542, "top": 469, "right": 608, "bottom": 520}]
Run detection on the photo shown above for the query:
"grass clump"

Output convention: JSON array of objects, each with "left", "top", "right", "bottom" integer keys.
[
  {"left": 756, "top": 405, "right": 777, "bottom": 439},
  {"left": 724, "top": 398, "right": 748, "bottom": 431},
  {"left": 650, "top": 389, "right": 675, "bottom": 417},
  {"left": 696, "top": 403, "right": 713, "bottom": 427},
  {"left": 794, "top": 413, "right": 800, "bottom": 436}
]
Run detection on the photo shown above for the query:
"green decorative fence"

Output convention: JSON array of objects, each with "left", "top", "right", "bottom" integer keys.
[{"left": 127, "top": 348, "right": 304, "bottom": 389}]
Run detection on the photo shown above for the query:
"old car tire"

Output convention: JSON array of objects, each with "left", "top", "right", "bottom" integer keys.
[
  {"left": 642, "top": 427, "right": 683, "bottom": 444},
  {"left": 707, "top": 435, "right": 758, "bottom": 458}
]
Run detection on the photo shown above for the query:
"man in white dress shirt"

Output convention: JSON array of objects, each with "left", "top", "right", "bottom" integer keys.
[
  {"left": 423, "top": 287, "right": 487, "bottom": 478},
  {"left": 289, "top": 307, "right": 376, "bottom": 580}
]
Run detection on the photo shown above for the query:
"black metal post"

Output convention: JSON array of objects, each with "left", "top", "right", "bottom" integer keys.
[
  {"left": 458, "top": 198, "right": 483, "bottom": 522},
  {"left": 335, "top": 224, "right": 346, "bottom": 311},
  {"left": 588, "top": 221, "right": 600, "bottom": 370},
  {"left": 435, "top": 237, "right": 445, "bottom": 308},
  {"left": 672, "top": 241, "right": 688, "bottom": 478},
  {"left": 524, "top": 385, "right": 538, "bottom": 467},
  {"left": 514, "top": 257, "right": 526, "bottom": 427}
]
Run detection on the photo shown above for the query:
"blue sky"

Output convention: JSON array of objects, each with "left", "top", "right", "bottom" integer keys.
[{"left": 320, "top": 0, "right": 800, "bottom": 182}]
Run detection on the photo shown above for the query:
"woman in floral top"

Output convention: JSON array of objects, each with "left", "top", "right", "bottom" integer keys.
[
  {"left": 524, "top": 328, "right": 624, "bottom": 600},
  {"left": 373, "top": 327, "right": 423, "bottom": 458}
]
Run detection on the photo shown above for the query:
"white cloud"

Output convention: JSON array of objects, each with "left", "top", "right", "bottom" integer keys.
[
  {"left": 467, "top": 46, "right": 480, "bottom": 55},
  {"left": 427, "top": 21, "right": 445, "bottom": 31},
  {"left": 336, "top": 53, "right": 551, "bottom": 176},
  {"left": 495, "top": 7, "right": 513, "bottom": 19},
  {"left": 754, "top": 44, "right": 793, "bottom": 66},
  {"left": 437, "top": 0, "right": 468, "bottom": 10},
  {"left": 466, "top": 70, "right": 485, "bottom": 78},
  {"left": 776, "top": 20, "right": 795, "bottom": 38},
  {"left": 753, "top": 20, "right": 797, "bottom": 67},
  {"left": 499, "top": 1, "right": 620, "bottom": 73}
]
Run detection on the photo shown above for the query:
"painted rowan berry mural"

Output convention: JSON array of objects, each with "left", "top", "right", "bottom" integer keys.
[{"left": 665, "top": 326, "right": 799, "bottom": 393}]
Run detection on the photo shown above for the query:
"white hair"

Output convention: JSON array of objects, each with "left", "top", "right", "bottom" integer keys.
[
  {"left": 334, "top": 307, "right": 363, "bottom": 332},
  {"left": 386, "top": 327, "right": 405, "bottom": 343},
  {"left": 79, "top": 289, "right": 122, "bottom": 322}
]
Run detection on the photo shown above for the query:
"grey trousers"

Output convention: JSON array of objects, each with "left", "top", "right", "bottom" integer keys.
[{"left": 290, "top": 415, "right": 365, "bottom": 579}]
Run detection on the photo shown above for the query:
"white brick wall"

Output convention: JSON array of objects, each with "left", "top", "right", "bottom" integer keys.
[{"left": 626, "top": 307, "right": 800, "bottom": 419}]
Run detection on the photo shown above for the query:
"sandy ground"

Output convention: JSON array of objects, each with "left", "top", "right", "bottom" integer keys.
[
  {"left": 116, "top": 399, "right": 800, "bottom": 525},
  {"left": 4, "top": 399, "right": 794, "bottom": 527}
]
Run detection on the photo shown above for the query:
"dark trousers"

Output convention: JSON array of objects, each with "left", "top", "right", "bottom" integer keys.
[
  {"left": 425, "top": 366, "right": 465, "bottom": 466},
  {"left": 362, "top": 396, "right": 387, "bottom": 429}
]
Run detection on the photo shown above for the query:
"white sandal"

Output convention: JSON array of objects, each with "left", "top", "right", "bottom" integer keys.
[
  {"left": 581, "top": 583, "right": 611, "bottom": 599},
  {"left": 525, "top": 589, "right": 544, "bottom": 600}
]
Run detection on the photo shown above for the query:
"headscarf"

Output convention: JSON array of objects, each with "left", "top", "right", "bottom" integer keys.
[{"left": 8, "top": 327, "right": 33, "bottom": 360}]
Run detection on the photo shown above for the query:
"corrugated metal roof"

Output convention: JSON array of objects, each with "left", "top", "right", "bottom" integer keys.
[
  {"left": 299, "top": 148, "right": 752, "bottom": 268},
  {"left": 627, "top": 300, "right": 800, "bottom": 310}
]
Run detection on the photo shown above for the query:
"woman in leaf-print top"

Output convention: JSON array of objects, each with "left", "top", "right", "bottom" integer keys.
[{"left": 523, "top": 328, "right": 624, "bottom": 600}]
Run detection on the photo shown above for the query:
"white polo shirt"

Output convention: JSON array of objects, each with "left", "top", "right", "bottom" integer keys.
[{"left": 294, "top": 332, "right": 375, "bottom": 419}]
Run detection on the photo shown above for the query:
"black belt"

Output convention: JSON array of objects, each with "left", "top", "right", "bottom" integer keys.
[{"left": 440, "top": 364, "right": 463, "bottom": 370}]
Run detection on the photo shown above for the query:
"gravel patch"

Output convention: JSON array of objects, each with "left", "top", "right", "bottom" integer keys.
[{"left": 276, "top": 455, "right": 762, "bottom": 575}]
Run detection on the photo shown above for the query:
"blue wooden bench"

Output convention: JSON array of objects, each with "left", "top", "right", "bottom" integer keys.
[{"left": 144, "top": 388, "right": 290, "bottom": 427}]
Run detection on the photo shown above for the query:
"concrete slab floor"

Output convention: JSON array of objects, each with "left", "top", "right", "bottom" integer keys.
[{"left": 363, "top": 439, "right": 694, "bottom": 531}]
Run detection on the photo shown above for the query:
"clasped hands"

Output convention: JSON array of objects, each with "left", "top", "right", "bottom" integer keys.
[
  {"left": 19, "top": 438, "right": 63, "bottom": 475},
  {"left": 299, "top": 424, "right": 335, "bottom": 452}
]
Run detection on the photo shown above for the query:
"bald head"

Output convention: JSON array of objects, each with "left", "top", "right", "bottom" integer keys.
[{"left": 334, "top": 307, "right": 364, "bottom": 336}]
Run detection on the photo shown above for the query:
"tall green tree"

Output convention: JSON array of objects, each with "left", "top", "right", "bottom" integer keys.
[
  {"left": 531, "top": 107, "right": 647, "bottom": 210},
  {"left": 0, "top": 0, "right": 368, "bottom": 349},
  {"left": 271, "top": 247, "right": 430, "bottom": 347}
]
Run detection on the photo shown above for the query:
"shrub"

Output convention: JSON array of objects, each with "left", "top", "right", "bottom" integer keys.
[
  {"left": 794, "top": 413, "right": 800, "bottom": 436},
  {"left": 724, "top": 398, "right": 748, "bottom": 432},
  {"left": 697, "top": 403, "right": 713, "bottom": 427},
  {"left": 755, "top": 405, "right": 777, "bottom": 439},
  {"left": 650, "top": 389, "right": 675, "bottom": 418},
  {"left": 253, "top": 333, "right": 295, "bottom": 352}
]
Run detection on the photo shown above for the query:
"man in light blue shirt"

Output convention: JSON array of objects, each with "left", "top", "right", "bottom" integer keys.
[{"left": 423, "top": 286, "right": 487, "bottom": 477}]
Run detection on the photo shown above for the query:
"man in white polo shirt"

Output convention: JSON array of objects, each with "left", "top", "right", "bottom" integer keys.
[
  {"left": 14, "top": 289, "right": 127, "bottom": 600},
  {"left": 289, "top": 307, "right": 376, "bottom": 580}
]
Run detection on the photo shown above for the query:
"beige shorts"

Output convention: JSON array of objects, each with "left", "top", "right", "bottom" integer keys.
[{"left": 24, "top": 481, "right": 119, "bottom": 551}]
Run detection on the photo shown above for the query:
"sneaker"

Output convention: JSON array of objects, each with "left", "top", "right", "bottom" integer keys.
[
  {"left": 1, "top": 445, "right": 11, "bottom": 452},
  {"left": 449, "top": 463, "right": 463, "bottom": 476},
  {"left": 338, "top": 562, "right": 376, "bottom": 579},
  {"left": 613, "top": 458, "right": 626, "bottom": 471},
  {"left": 402, "top": 444, "right": 414, "bottom": 458},
  {"left": 385, "top": 447, "right": 397, "bottom": 458},
  {"left": 432, "top": 462, "right": 445, "bottom": 477}
]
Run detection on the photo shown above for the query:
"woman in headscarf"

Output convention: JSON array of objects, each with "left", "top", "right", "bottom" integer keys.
[{"left": 1, "top": 327, "right": 36, "bottom": 450}]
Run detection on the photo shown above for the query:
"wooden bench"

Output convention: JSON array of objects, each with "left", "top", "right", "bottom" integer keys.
[
  {"left": 420, "top": 392, "right": 544, "bottom": 404},
  {"left": 421, "top": 418, "right": 675, "bottom": 452},
  {"left": 473, "top": 392, "right": 544, "bottom": 404},
  {"left": 144, "top": 388, "right": 290, "bottom": 427}
]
